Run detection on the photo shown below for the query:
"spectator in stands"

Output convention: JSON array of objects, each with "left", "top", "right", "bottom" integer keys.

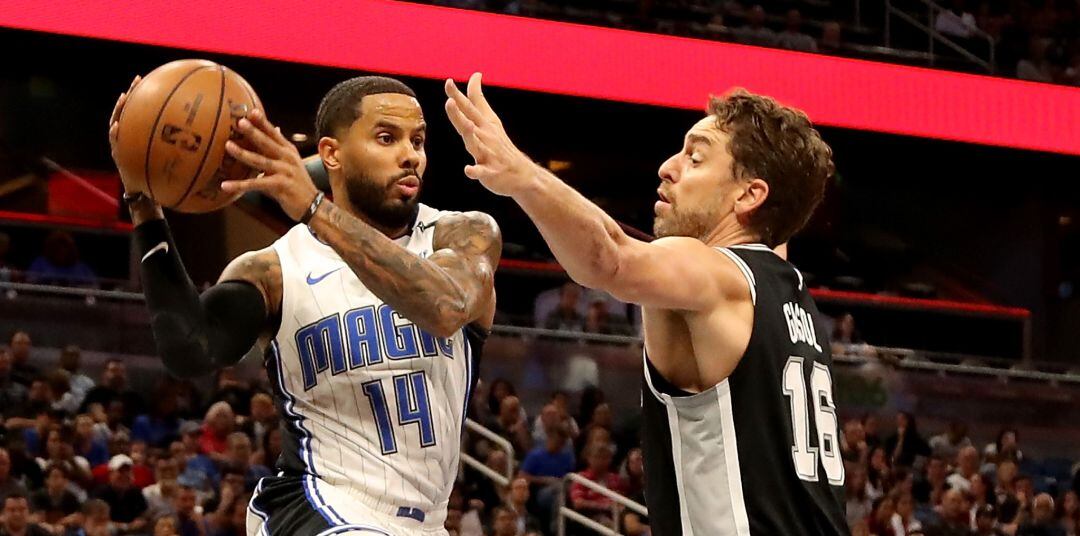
[
  {"left": 732, "top": 5, "right": 778, "bottom": 47},
  {"left": 132, "top": 380, "right": 183, "bottom": 449},
  {"left": 57, "top": 345, "right": 93, "bottom": 412},
  {"left": 472, "top": 449, "right": 509, "bottom": 515},
  {"left": 925, "top": 487, "right": 972, "bottom": 535},
  {"left": 569, "top": 442, "right": 625, "bottom": 527},
  {"left": 530, "top": 401, "right": 577, "bottom": 449},
  {"left": 843, "top": 418, "right": 870, "bottom": 464},
  {"left": 81, "top": 358, "right": 145, "bottom": 426},
  {"left": 172, "top": 483, "right": 209, "bottom": 536},
  {"left": 1017, "top": 37, "right": 1055, "bottom": 82},
  {"left": 930, "top": 420, "right": 973, "bottom": 461},
  {"left": 946, "top": 445, "right": 981, "bottom": 493},
  {"left": 89, "top": 399, "right": 131, "bottom": 448},
  {"left": 974, "top": 503, "right": 1006, "bottom": 535},
  {"left": 885, "top": 412, "right": 931, "bottom": 467},
  {"left": 46, "top": 369, "right": 78, "bottom": 416},
  {"left": 254, "top": 427, "right": 282, "bottom": 471},
  {"left": 1058, "top": 491, "right": 1079, "bottom": 535},
  {"left": 224, "top": 432, "right": 270, "bottom": 490},
  {"left": 777, "top": 9, "right": 817, "bottom": 52},
  {"left": 544, "top": 282, "right": 584, "bottom": 331},
  {"left": 583, "top": 297, "right": 632, "bottom": 335},
  {"left": 155, "top": 516, "right": 180, "bottom": 536},
  {"left": 984, "top": 428, "right": 1023, "bottom": 465},
  {"left": 143, "top": 457, "right": 181, "bottom": 522},
  {"left": 0, "top": 349, "right": 28, "bottom": 419},
  {"left": 868, "top": 446, "right": 893, "bottom": 499},
  {"left": 199, "top": 402, "right": 236, "bottom": 463},
  {"left": 847, "top": 465, "right": 874, "bottom": 527},
  {"left": 936, "top": 0, "right": 980, "bottom": 39},
  {"left": 489, "top": 505, "right": 519, "bottom": 536},
  {"left": 520, "top": 423, "right": 574, "bottom": 529},
  {"left": 485, "top": 378, "right": 519, "bottom": 421},
  {"left": 1014, "top": 475, "right": 1037, "bottom": 523},
  {"left": 893, "top": 492, "right": 924, "bottom": 535},
  {"left": 505, "top": 477, "right": 540, "bottom": 534},
  {"left": 80, "top": 499, "right": 113, "bottom": 536},
  {"left": 1017, "top": 493, "right": 1065, "bottom": 536},
  {"left": 209, "top": 490, "right": 251, "bottom": 536},
  {"left": 914, "top": 456, "right": 949, "bottom": 508},
  {"left": 240, "top": 392, "right": 277, "bottom": 450},
  {"left": 619, "top": 447, "right": 645, "bottom": 504},
  {"left": 74, "top": 413, "right": 110, "bottom": 467},
  {"left": 208, "top": 368, "right": 254, "bottom": 418},
  {"left": 10, "top": 381, "right": 55, "bottom": 443},
  {"left": 0, "top": 449, "right": 28, "bottom": 503},
  {"left": 868, "top": 495, "right": 897, "bottom": 536},
  {"left": 970, "top": 473, "right": 993, "bottom": 514},
  {"left": 93, "top": 454, "right": 148, "bottom": 533},
  {"left": 26, "top": 230, "right": 98, "bottom": 288},
  {"left": 619, "top": 508, "right": 651, "bottom": 536},
  {"left": 0, "top": 493, "right": 51, "bottom": 536},
  {"left": 8, "top": 331, "right": 37, "bottom": 387},
  {"left": 177, "top": 422, "right": 219, "bottom": 492},
  {"left": 820, "top": 21, "right": 844, "bottom": 54},
  {"left": 29, "top": 462, "right": 80, "bottom": 532},
  {"left": 864, "top": 414, "right": 884, "bottom": 451},
  {"left": 488, "top": 395, "right": 531, "bottom": 457},
  {"left": 36, "top": 425, "right": 91, "bottom": 489}
]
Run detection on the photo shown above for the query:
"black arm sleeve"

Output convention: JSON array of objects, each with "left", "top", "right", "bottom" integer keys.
[{"left": 134, "top": 219, "right": 267, "bottom": 378}]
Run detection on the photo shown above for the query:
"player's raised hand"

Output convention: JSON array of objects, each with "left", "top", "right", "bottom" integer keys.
[
  {"left": 220, "top": 108, "right": 320, "bottom": 222},
  {"left": 444, "top": 73, "right": 539, "bottom": 197}
]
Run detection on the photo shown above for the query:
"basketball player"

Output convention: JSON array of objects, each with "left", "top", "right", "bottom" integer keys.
[
  {"left": 109, "top": 75, "right": 501, "bottom": 535},
  {"left": 445, "top": 74, "right": 847, "bottom": 535}
]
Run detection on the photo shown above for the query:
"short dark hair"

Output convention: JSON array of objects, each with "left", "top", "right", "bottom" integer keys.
[
  {"left": 708, "top": 89, "right": 834, "bottom": 247},
  {"left": 315, "top": 76, "right": 417, "bottom": 140}
]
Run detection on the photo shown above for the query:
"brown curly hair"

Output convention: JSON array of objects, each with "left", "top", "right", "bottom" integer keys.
[{"left": 708, "top": 90, "right": 834, "bottom": 247}]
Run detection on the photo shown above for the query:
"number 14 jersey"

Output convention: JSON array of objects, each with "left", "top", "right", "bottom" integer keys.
[
  {"left": 267, "top": 203, "right": 483, "bottom": 530},
  {"left": 640, "top": 244, "right": 849, "bottom": 536}
]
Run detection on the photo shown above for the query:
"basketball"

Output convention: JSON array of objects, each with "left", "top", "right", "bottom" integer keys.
[{"left": 113, "top": 59, "right": 262, "bottom": 213}]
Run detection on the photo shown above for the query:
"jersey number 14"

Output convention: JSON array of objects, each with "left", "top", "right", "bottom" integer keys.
[{"left": 782, "top": 356, "right": 845, "bottom": 485}]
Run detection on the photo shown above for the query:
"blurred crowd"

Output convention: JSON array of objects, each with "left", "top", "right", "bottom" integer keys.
[
  {"left": 0, "top": 322, "right": 1076, "bottom": 536},
  {"left": 425, "top": 0, "right": 1080, "bottom": 86}
]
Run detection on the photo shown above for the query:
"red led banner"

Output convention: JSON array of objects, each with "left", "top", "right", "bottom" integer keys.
[{"left": 1, "top": 0, "right": 1078, "bottom": 154}]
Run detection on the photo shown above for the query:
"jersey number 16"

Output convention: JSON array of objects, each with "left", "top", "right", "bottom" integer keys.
[{"left": 782, "top": 356, "right": 845, "bottom": 485}]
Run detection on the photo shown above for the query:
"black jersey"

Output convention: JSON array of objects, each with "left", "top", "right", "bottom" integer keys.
[{"left": 640, "top": 244, "right": 849, "bottom": 536}]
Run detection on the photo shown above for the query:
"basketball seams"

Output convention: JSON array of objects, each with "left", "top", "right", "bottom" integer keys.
[
  {"left": 142, "top": 64, "right": 214, "bottom": 204},
  {"left": 173, "top": 65, "right": 227, "bottom": 208}
]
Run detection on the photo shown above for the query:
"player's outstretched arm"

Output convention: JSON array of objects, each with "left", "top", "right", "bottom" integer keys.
[
  {"left": 444, "top": 74, "right": 740, "bottom": 311},
  {"left": 110, "top": 80, "right": 274, "bottom": 378},
  {"left": 220, "top": 108, "right": 501, "bottom": 337}
]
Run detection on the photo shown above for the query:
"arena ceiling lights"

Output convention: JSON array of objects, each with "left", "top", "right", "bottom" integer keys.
[{"left": 2, "top": 0, "right": 1078, "bottom": 155}]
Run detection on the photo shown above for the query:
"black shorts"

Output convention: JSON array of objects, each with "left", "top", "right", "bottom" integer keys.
[{"left": 247, "top": 475, "right": 397, "bottom": 536}]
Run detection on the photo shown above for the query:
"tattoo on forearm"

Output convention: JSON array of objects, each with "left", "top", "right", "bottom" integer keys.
[{"left": 316, "top": 202, "right": 501, "bottom": 334}]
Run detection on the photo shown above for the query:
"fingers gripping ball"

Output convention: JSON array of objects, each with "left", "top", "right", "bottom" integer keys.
[{"left": 114, "top": 59, "right": 262, "bottom": 213}]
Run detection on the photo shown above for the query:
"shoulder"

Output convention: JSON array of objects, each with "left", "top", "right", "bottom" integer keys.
[
  {"left": 433, "top": 211, "right": 502, "bottom": 258},
  {"left": 652, "top": 237, "right": 755, "bottom": 301}
]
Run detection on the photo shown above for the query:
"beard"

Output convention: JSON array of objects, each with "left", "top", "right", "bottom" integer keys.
[
  {"left": 653, "top": 201, "right": 718, "bottom": 240},
  {"left": 342, "top": 168, "right": 422, "bottom": 231}
]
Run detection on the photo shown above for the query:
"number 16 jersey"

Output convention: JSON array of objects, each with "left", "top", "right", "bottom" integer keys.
[{"left": 641, "top": 244, "right": 849, "bottom": 536}]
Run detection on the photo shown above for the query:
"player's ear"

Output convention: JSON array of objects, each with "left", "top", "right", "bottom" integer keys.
[
  {"left": 318, "top": 137, "right": 341, "bottom": 171},
  {"left": 734, "top": 177, "right": 769, "bottom": 219}
]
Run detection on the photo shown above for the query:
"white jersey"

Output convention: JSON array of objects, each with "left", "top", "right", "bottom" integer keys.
[{"left": 266, "top": 203, "right": 479, "bottom": 531}]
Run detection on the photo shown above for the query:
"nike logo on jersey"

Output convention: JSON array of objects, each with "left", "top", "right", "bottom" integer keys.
[
  {"left": 141, "top": 242, "right": 169, "bottom": 263},
  {"left": 306, "top": 267, "right": 343, "bottom": 285}
]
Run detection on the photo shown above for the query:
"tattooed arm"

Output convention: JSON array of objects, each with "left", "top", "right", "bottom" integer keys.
[{"left": 308, "top": 204, "right": 501, "bottom": 336}]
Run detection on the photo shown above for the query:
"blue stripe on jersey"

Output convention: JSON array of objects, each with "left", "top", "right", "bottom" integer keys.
[
  {"left": 461, "top": 330, "right": 473, "bottom": 432},
  {"left": 270, "top": 341, "right": 348, "bottom": 527},
  {"left": 248, "top": 477, "right": 271, "bottom": 536}
]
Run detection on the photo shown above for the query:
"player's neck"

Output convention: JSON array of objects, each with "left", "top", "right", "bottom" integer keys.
[
  {"left": 700, "top": 221, "right": 761, "bottom": 249},
  {"left": 331, "top": 193, "right": 411, "bottom": 239}
]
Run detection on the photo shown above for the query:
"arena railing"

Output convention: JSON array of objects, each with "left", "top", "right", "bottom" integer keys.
[
  {"left": 555, "top": 472, "right": 649, "bottom": 536},
  {"left": 3, "top": 281, "right": 1077, "bottom": 383},
  {"left": 460, "top": 419, "right": 515, "bottom": 487},
  {"left": 885, "top": 0, "right": 996, "bottom": 72}
]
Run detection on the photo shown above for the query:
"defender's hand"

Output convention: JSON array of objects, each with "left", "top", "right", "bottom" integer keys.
[
  {"left": 444, "top": 73, "right": 539, "bottom": 197},
  {"left": 108, "top": 75, "right": 144, "bottom": 194},
  {"left": 220, "top": 108, "right": 320, "bottom": 222}
]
